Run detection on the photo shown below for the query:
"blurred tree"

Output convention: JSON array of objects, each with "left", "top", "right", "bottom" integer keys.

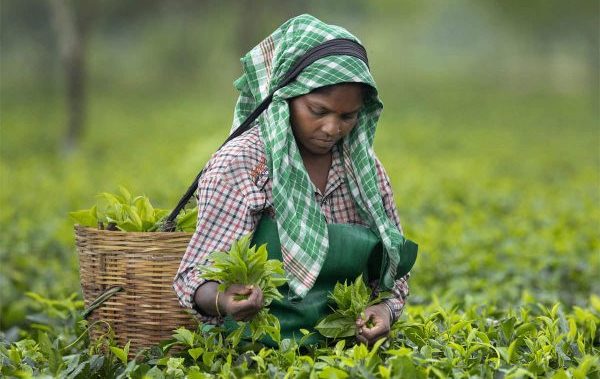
[
  {"left": 483, "top": 0, "right": 599, "bottom": 102},
  {"left": 48, "top": 0, "right": 91, "bottom": 154},
  {"left": 47, "top": 0, "right": 163, "bottom": 153},
  {"left": 234, "top": 0, "right": 306, "bottom": 56}
]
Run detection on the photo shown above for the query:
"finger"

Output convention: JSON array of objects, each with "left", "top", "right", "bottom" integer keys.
[
  {"left": 361, "top": 324, "right": 383, "bottom": 341},
  {"left": 356, "top": 318, "right": 365, "bottom": 328},
  {"left": 361, "top": 307, "right": 378, "bottom": 321},
  {"left": 248, "top": 287, "right": 264, "bottom": 310},
  {"left": 232, "top": 304, "right": 256, "bottom": 319},
  {"left": 356, "top": 330, "right": 369, "bottom": 345},
  {"left": 230, "top": 299, "right": 261, "bottom": 319},
  {"left": 233, "top": 313, "right": 250, "bottom": 322},
  {"left": 228, "top": 283, "right": 247, "bottom": 292},
  {"left": 362, "top": 322, "right": 389, "bottom": 344},
  {"left": 256, "top": 288, "right": 264, "bottom": 307},
  {"left": 234, "top": 286, "right": 253, "bottom": 296},
  {"left": 366, "top": 333, "right": 388, "bottom": 346},
  {"left": 239, "top": 291, "right": 260, "bottom": 313},
  {"left": 225, "top": 286, "right": 251, "bottom": 303},
  {"left": 227, "top": 298, "right": 250, "bottom": 315},
  {"left": 235, "top": 308, "right": 259, "bottom": 322}
]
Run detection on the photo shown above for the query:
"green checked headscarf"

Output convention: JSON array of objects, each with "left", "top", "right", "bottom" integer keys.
[{"left": 231, "top": 14, "right": 408, "bottom": 299}]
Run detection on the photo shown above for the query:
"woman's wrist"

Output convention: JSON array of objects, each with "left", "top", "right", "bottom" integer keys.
[
  {"left": 378, "top": 301, "right": 394, "bottom": 324},
  {"left": 193, "top": 281, "right": 223, "bottom": 317}
]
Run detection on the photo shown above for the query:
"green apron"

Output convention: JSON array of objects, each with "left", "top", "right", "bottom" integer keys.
[{"left": 225, "top": 215, "right": 383, "bottom": 346}]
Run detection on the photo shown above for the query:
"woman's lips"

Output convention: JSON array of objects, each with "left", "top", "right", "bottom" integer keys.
[{"left": 314, "top": 139, "right": 336, "bottom": 148}]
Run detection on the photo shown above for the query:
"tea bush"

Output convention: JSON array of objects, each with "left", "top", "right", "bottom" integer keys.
[{"left": 1, "top": 85, "right": 598, "bottom": 377}]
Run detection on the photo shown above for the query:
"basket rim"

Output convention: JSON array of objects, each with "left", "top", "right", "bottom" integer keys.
[{"left": 74, "top": 224, "right": 194, "bottom": 237}]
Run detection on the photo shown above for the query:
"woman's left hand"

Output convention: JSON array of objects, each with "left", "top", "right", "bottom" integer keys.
[{"left": 355, "top": 303, "right": 391, "bottom": 345}]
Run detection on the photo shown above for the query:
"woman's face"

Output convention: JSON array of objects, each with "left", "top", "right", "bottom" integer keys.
[{"left": 289, "top": 83, "right": 364, "bottom": 158}]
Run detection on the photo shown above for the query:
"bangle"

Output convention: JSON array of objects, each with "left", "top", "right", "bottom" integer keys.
[
  {"left": 383, "top": 302, "right": 394, "bottom": 324},
  {"left": 215, "top": 291, "right": 222, "bottom": 318}
]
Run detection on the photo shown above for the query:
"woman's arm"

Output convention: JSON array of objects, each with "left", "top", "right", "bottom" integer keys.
[
  {"left": 194, "top": 281, "right": 264, "bottom": 321},
  {"left": 356, "top": 157, "right": 411, "bottom": 344},
  {"left": 173, "top": 174, "right": 259, "bottom": 322},
  {"left": 374, "top": 156, "right": 411, "bottom": 322}
]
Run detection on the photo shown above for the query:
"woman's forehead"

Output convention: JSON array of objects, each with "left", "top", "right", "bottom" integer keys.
[{"left": 303, "top": 85, "right": 364, "bottom": 112}]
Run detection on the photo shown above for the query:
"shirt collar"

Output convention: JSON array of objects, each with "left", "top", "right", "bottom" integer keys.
[{"left": 322, "top": 143, "right": 345, "bottom": 197}]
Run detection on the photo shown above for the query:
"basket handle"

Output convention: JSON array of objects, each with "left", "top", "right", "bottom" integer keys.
[
  {"left": 160, "top": 38, "right": 369, "bottom": 232},
  {"left": 82, "top": 286, "right": 123, "bottom": 319}
]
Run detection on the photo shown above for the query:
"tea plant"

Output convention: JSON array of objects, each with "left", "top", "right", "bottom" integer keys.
[
  {"left": 2, "top": 53, "right": 598, "bottom": 378},
  {"left": 2, "top": 294, "right": 598, "bottom": 378}
]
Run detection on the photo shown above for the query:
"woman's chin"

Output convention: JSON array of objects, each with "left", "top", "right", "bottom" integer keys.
[
  {"left": 297, "top": 140, "right": 335, "bottom": 158},
  {"left": 313, "top": 139, "right": 336, "bottom": 150}
]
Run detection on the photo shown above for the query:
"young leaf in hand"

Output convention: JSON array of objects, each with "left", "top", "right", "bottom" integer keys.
[
  {"left": 315, "top": 274, "right": 390, "bottom": 339},
  {"left": 198, "top": 233, "right": 287, "bottom": 343}
]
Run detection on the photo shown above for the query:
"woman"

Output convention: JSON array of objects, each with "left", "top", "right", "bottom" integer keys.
[{"left": 174, "top": 14, "right": 416, "bottom": 346}]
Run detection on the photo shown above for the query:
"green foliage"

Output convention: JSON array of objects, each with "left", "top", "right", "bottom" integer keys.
[
  {"left": 2, "top": 7, "right": 598, "bottom": 375},
  {"left": 2, "top": 295, "right": 599, "bottom": 378},
  {"left": 315, "top": 275, "right": 389, "bottom": 339},
  {"left": 69, "top": 186, "right": 196, "bottom": 232},
  {"left": 198, "top": 234, "right": 287, "bottom": 343}
]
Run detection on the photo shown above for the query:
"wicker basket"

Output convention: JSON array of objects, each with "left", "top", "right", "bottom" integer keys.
[{"left": 75, "top": 226, "right": 197, "bottom": 352}]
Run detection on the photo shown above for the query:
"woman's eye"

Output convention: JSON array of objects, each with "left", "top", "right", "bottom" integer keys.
[
  {"left": 342, "top": 113, "right": 358, "bottom": 121},
  {"left": 310, "top": 108, "right": 327, "bottom": 116}
]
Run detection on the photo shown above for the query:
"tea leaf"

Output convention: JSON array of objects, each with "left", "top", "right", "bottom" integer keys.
[
  {"left": 315, "top": 313, "right": 356, "bottom": 338},
  {"left": 315, "top": 275, "right": 389, "bottom": 340},
  {"left": 198, "top": 234, "right": 287, "bottom": 342},
  {"left": 69, "top": 207, "right": 98, "bottom": 227}
]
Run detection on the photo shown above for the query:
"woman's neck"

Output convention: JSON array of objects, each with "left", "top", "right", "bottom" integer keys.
[{"left": 299, "top": 148, "right": 333, "bottom": 193}]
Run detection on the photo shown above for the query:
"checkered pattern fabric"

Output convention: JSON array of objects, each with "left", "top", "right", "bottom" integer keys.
[
  {"left": 230, "top": 14, "right": 406, "bottom": 298},
  {"left": 173, "top": 128, "right": 410, "bottom": 324}
]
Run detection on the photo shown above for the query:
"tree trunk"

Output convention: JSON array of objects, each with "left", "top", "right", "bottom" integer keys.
[
  {"left": 587, "top": 33, "right": 599, "bottom": 111},
  {"left": 48, "top": 0, "right": 87, "bottom": 154}
]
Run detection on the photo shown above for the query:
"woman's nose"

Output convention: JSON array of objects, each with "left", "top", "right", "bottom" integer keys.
[{"left": 322, "top": 118, "right": 341, "bottom": 137}]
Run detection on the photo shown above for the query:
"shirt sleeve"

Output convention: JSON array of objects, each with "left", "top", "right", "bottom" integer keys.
[
  {"left": 173, "top": 174, "right": 257, "bottom": 324},
  {"left": 374, "top": 156, "right": 411, "bottom": 323}
]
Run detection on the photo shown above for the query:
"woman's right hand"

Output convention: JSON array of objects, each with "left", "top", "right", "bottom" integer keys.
[{"left": 218, "top": 284, "right": 264, "bottom": 321}]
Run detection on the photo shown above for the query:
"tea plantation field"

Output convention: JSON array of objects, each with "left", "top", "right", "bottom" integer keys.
[{"left": 1, "top": 85, "right": 598, "bottom": 378}]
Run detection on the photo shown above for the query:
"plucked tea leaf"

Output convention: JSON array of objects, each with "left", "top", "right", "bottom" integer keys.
[
  {"left": 69, "top": 207, "right": 98, "bottom": 227},
  {"left": 176, "top": 207, "right": 197, "bottom": 232},
  {"left": 198, "top": 234, "right": 287, "bottom": 342},
  {"left": 71, "top": 186, "right": 183, "bottom": 232},
  {"left": 316, "top": 275, "right": 391, "bottom": 340},
  {"left": 315, "top": 313, "right": 357, "bottom": 338},
  {"left": 134, "top": 196, "right": 155, "bottom": 222},
  {"left": 117, "top": 185, "right": 132, "bottom": 203}
]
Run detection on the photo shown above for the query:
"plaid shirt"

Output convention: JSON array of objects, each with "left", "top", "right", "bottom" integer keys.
[{"left": 173, "top": 127, "right": 410, "bottom": 324}]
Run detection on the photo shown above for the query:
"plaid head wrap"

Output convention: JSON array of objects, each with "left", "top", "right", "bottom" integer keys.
[{"left": 231, "top": 14, "right": 409, "bottom": 299}]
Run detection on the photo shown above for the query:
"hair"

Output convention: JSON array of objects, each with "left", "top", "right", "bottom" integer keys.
[{"left": 311, "top": 82, "right": 373, "bottom": 101}]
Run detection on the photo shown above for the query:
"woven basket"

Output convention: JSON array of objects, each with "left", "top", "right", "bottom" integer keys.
[{"left": 75, "top": 226, "right": 197, "bottom": 352}]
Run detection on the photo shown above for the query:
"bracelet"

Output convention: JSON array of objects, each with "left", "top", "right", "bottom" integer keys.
[
  {"left": 215, "top": 291, "right": 222, "bottom": 318},
  {"left": 382, "top": 301, "right": 394, "bottom": 324}
]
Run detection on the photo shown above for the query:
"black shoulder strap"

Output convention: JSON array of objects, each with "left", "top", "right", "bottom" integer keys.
[{"left": 161, "top": 38, "right": 369, "bottom": 231}]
